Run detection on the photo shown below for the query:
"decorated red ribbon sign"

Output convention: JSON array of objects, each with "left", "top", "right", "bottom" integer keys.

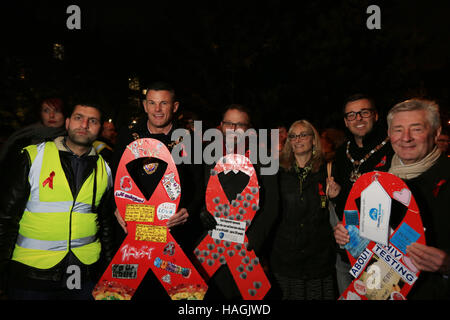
[
  {"left": 93, "top": 138, "right": 208, "bottom": 300},
  {"left": 339, "top": 171, "right": 425, "bottom": 300},
  {"left": 194, "top": 154, "right": 271, "bottom": 300}
]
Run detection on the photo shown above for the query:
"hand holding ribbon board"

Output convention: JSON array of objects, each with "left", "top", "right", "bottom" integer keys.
[
  {"left": 93, "top": 138, "right": 207, "bottom": 300},
  {"left": 194, "top": 154, "right": 270, "bottom": 300},
  {"left": 340, "top": 171, "right": 425, "bottom": 300}
]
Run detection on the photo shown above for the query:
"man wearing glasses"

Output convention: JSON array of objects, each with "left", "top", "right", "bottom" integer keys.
[
  {"left": 220, "top": 104, "right": 252, "bottom": 155},
  {"left": 200, "top": 104, "right": 278, "bottom": 299},
  {"left": 335, "top": 98, "right": 450, "bottom": 299},
  {"left": 329, "top": 93, "right": 394, "bottom": 294}
]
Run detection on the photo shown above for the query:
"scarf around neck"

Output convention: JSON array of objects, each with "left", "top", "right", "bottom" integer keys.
[{"left": 388, "top": 146, "right": 441, "bottom": 180}]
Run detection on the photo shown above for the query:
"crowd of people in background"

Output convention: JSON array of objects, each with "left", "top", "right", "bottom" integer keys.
[{"left": 0, "top": 82, "right": 448, "bottom": 300}]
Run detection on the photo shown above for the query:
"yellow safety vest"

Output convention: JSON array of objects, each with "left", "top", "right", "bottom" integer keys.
[
  {"left": 12, "top": 141, "right": 111, "bottom": 269},
  {"left": 93, "top": 140, "right": 113, "bottom": 154}
]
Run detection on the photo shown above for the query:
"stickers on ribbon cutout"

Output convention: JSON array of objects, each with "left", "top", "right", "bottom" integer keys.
[
  {"left": 359, "top": 179, "right": 391, "bottom": 246},
  {"left": 112, "top": 264, "right": 138, "bottom": 279},
  {"left": 345, "top": 225, "right": 371, "bottom": 258},
  {"left": 162, "top": 173, "right": 181, "bottom": 201},
  {"left": 211, "top": 218, "right": 246, "bottom": 244},
  {"left": 157, "top": 202, "right": 176, "bottom": 220},
  {"left": 93, "top": 138, "right": 208, "bottom": 300},
  {"left": 340, "top": 171, "right": 425, "bottom": 300},
  {"left": 194, "top": 153, "right": 271, "bottom": 300}
]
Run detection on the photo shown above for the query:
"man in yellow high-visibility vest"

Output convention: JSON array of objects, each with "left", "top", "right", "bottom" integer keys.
[{"left": 0, "top": 102, "right": 115, "bottom": 300}]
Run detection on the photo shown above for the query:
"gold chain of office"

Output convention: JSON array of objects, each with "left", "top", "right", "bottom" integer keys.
[{"left": 346, "top": 137, "right": 389, "bottom": 183}]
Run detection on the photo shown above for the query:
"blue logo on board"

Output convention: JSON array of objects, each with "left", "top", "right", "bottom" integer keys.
[{"left": 369, "top": 208, "right": 378, "bottom": 221}]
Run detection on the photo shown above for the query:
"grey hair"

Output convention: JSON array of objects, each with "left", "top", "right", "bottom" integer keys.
[{"left": 387, "top": 98, "right": 441, "bottom": 132}]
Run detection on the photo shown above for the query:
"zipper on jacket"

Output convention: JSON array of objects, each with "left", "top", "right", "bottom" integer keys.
[{"left": 68, "top": 159, "right": 98, "bottom": 252}]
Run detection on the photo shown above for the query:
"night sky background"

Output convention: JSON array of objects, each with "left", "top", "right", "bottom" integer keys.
[{"left": 1, "top": 0, "right": 449, "bottom": 136}]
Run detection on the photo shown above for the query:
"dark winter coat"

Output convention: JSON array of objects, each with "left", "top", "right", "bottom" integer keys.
[
  {"left": 269, "top": 164, "right": 336, "bottom": 279},
  {"left": 405, "top": 155, "right": 450, "bottom": 300},
  {"left": 332, "top": 122, "right": 394, "bottom": 220}
]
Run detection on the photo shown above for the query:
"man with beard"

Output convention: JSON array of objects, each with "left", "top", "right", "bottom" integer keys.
[{"left": 0, "top": 102, "right": 115, "bottom": 300}]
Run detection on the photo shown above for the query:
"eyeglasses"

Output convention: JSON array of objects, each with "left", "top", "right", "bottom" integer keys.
[
  {"left": 222, "top": 121, "right": 249, "bottom": 130},
  {"left": 288, "top": 132, "right": 313, "bottom": 140},
  {"left": 344, "top": 109, "right": 374, "bottom": 121}
]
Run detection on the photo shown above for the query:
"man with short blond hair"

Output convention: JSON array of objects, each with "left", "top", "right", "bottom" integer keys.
[{"left": 110, "top": 81, "right": 203, "bottom": 300}]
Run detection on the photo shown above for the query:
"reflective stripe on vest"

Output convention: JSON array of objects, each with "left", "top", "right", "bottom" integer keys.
[
  {"left": 25, "top": 200, "right": 93, "bottom": 213},
  {"left": 12, "top": 141, "right": 110, "bottom": 269},
  {"left": 93, "top": 140, "right": 113, "bottom": 154},
  {"left": 16, "top": 234, "right": 97, "bottom": 251}
]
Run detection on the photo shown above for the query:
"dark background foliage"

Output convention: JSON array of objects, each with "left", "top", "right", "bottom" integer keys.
[{"left": 1, "top": 0, "right": 449, "bottom": 135}]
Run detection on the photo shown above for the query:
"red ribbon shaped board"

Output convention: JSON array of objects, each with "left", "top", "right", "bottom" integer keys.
[
  {"left": 339, "top": 171, "right": 425, "bottom": 300},
  {"left": 194, "top": 154, "right": 271, "bottom": 300},
  {"left": 93, "top": 138, "right": 208, "bottom": 300}
]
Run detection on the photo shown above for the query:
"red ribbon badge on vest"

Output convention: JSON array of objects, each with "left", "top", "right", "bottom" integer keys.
[
  {"left": 42, "top": 171, "right": 55, "bottom": 189},
  {"left": 340, "top": 171, "right": 425, "bottom": 300},
  {"left": 194, "top": 154, "right": 271, "bottom": 300},
  {"left": 93, "top": 138, "right": 207, "bottom": 300}
]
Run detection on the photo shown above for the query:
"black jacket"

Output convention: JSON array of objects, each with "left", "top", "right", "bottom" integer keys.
[
  {"left": 332, "top": 122, "right": 394, "bottom": 220},
  {"left": 269, "top": 164, "right": 336, "bottom": 279},
  {"left": 111, "top": 119, "right": 204, "bottom": 253},
  {"left": 109, "top": 119, "right": 204, "bottom": 300},
  {"left": 404, "top": 155, "right": 450, "bottom": 300},
  {"left": 331, "top": 122, "right": 393, "bottom": 265},
  {"left": 0, "top": 122, "right": 66, "bottom": 179},
  {"left": 0, "top": 137, "right": 115, "bottom": 291}
]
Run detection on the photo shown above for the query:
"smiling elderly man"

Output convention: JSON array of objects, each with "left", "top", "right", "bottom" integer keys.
[
  {"left": 387, "top": 98, "right": 450, "bottom": 299},
  {"left": 334, "top": 98, "right": 450, "bottom": 299}
]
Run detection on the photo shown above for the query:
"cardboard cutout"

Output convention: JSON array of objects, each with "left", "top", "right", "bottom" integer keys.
[
  {"left": 339, "top": 171, "right": 425, "bottom": 300},
  {"left": 194, "top": 154, "right": 271, "bottom": 300},
  {"left": 93, "top": 138, "right": 207, "bottom": 300}
]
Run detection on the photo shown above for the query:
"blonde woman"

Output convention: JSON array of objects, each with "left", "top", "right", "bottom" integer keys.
[{"left": 269, "top": 120, "right": 340, "bottom": 300}]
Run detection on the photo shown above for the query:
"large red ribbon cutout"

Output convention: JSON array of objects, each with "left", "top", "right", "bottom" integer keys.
[
  {"left": 93, "top": 138, "right": 208, "bottom": 300},
  {"left": 194, "top": 154, "right": 271, "bottom": 300},
  {"left": 339, "top": 171, "right": 425, "bottom": 300}
]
